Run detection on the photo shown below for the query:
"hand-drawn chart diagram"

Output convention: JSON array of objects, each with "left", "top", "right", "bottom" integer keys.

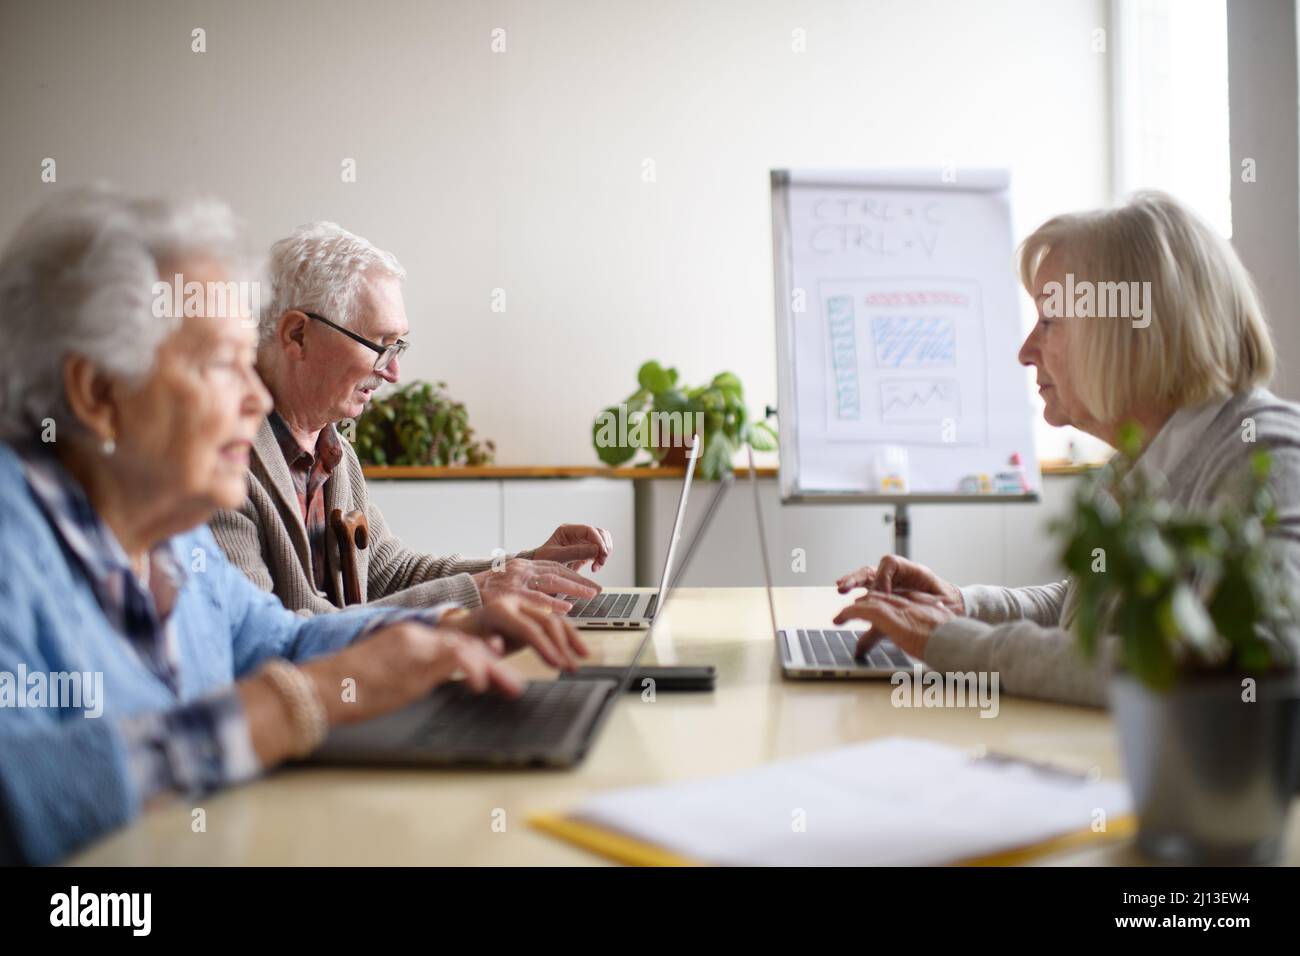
[
  {"left": 880, "top": 379, "right": 960, "bottom": 424},
  {"left": 819, "top": 278, "right": 986, "bottom": 445}
]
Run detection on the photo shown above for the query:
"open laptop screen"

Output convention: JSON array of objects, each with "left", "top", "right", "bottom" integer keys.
[
  {"left": 746, "top": 444, "right": 781, "bottom": 637},
  {"left": 650, "top": 434, "right": 700, "bottom": 601},
  {"left": 610, "top": 462, "right": 731, "bottom": 701}
]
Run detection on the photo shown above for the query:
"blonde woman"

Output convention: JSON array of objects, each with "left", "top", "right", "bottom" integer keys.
[{"left": 833, "top": 191, "right": 1300, "bottom": 706}]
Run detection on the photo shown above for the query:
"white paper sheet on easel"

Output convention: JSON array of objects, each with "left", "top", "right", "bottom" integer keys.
[
  {"left": 774, "top": 169, "right": 1042, "bottom": 495},
  {"left": 569, "top": 737, "right": 1130, "bottom": 866}
]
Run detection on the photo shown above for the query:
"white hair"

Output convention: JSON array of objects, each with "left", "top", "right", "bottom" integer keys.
[
  {"left": 0, "top": 185, "right": 248, "bottom": 441},
  {"left": 261, "top": 221, "right": 405, "bottom": 343}
]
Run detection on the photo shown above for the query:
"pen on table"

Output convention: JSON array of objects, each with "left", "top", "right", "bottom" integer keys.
[{"left": 972, "top": 750, "right": 1093, "bottom": 782}]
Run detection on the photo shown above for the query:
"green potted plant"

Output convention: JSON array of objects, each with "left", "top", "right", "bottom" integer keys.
[
  {"left": 353, "top": 381, "right": 496, "bottom": 467},
  {"left": 592, "top": 360, "right": 777, "bottom": 479},
  {"left": 1056, "top": 424, "right": 1300, "bottom": 863}
]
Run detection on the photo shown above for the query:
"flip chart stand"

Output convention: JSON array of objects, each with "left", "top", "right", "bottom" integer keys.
[
  {"left": 758, "top": 408, "right": 1036, "bottom": 561},
  {"left": 891, "top": 502, "right": 910, "bottom": 559}
]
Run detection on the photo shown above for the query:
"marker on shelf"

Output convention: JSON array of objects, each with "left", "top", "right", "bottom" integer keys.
[
  {"left": 1010, "top": 451, "right": 1030, "bottom": 493},
  {"left": 992, "top": 452, "right": 1030, "bottom": 495}
]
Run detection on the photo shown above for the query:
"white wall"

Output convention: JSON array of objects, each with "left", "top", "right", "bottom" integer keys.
[{"left": 0, "top": 0, "right": 1111, "bottom": 464}]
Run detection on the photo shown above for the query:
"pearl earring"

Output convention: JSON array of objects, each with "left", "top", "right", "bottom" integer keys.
[{"left": 102, "top": 434, "right": 116, "bottom": 456}]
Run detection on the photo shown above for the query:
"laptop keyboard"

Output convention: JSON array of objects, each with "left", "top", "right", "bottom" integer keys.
[
  {"left": 567, "top": 592, "right": 656, "bottom": 620},
  {"left": 796, "top": 629, "right": 913, "bottom": 670},
  {"left": 413, "top": 679, "right": 610, "bottom": 752}
]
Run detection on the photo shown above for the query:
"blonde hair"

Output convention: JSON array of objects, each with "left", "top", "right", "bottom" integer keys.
[{"left": 1018, "top": 191, "right": 1275, "bottom": 426}]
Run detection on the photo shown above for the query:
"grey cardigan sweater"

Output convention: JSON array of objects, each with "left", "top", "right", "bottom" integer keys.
[
  {"left": 927, "top": 388, "right": 1300, "bottom": 709},
  {"left": 211, "top": 417, "right": 526, "bottom": 615}
]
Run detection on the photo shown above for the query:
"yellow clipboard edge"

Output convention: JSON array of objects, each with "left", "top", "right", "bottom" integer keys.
[
  {"left": 530, "top": 811, "right": 1137, "bottom": 867},
  {"left": 529, "top": 813, "right": 703, "bottom": 867},
  {"left": 958, "top": 812, "right": 1137, "bottom": 866}
]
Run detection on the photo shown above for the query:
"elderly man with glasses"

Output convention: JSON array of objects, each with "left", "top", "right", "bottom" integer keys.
[{"left": 210, "top": 222, "right": 610, "bottom": 615}]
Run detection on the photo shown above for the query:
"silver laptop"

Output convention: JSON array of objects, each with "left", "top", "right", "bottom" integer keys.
[
  {"left": 308, "top": 468, "right": 731, "bottom": 769},
  {"left": 747, "top": 447, "right": 919, "bottom": 679},
  {"left": 564, "top": 435, "right": 699, "bottom": 628}
]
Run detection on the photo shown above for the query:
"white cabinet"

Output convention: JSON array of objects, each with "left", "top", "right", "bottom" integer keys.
[
  {"left": 503, "top": 479, "right": 635, "bottom": 585},
  {"left": 364, "top": 477, "right": 636, "bottom": 585},
  {"left": 364, "top": 473, "right": 1082, "bottom": 595},
  {"left": 1000, "top": 475, "right": 1076, "bottom": 587},
  {"left": 636, "top": 477, "right": 889, "bottom": 588},
  {"left": 365, "top": 480, "right": 502, "bottom": 560},
  {"left": 636, "top": 475, "right": 1082, "bottom": 589}
]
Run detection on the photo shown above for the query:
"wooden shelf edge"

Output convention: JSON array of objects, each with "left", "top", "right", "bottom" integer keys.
[
  {"left": 361, "top": 464, "right": 781, "bottom": 480},
  {"left": 361, "top": 460, "right": 1103, "bottom": 480}
]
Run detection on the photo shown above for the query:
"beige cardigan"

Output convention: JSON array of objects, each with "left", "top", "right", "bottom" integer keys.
[{"left": 210, "top": 418, "right": 523, "bottom": 614}]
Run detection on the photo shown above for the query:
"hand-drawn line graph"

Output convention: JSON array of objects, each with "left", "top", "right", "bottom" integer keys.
[
  {"left": 879, "top": 379, "right": 960, "bottom": 423},
  {"left": 826, "top": 294, "right": 861, "bottom": 420},
  {"left": 872, "top": 315, "right": 956, "bottom": 368}
]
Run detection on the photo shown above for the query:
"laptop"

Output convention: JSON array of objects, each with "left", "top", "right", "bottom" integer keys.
[
  {"left": 309, "top": 468, "right": 731, "bottom": 769},
  {"left": 747, "top": 447, "right": 919, "bottom": 679},
  {"left": 563, "top": 435, "right": 699, "bottom": 628}
]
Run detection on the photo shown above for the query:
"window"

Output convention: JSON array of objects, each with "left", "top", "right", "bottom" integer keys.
[
  {"left": 1036, "top": 0, "right": 1231, "bottom": 467},
  {"left": 1111, "top": 0, "right": 1231, "bottom": 235}
]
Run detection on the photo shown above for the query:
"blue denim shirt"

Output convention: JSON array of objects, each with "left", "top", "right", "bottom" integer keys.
[{"left": 0, "top": 442, "right": 452, "bottom": 864}]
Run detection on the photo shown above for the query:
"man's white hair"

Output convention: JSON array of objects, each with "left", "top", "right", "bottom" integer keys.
[
  {"left": 261, "top": 222, "right": 405, "bottom": 343},
  {"left": 0, "top": 185, "right": 247, "bottom": 441}
]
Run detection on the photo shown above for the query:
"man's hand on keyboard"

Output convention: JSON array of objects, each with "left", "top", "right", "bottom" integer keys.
[
  {"left": 532, "top": 523, "right": 614, "bottom": 572},
  {"left": 832, "top": 590, "right": 954, "bottom": 660},
  {"left": 448, "top": 594, "right": 591, "bottom": 672},
  {"left": 473, "top": 558, "right": 601, "bottom": 613}
]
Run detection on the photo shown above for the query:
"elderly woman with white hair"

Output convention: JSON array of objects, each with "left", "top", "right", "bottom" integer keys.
[
  {"left": 833, "top": 191, "right": 1300, "bottom": 707},
  {"left": 0, "top": 189, "right": 588, "bottom": 864}
]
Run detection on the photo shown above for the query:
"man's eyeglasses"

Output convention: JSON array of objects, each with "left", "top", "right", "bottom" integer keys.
[{"left": 304, "top": 312, "right": 408, "bottom": 373}]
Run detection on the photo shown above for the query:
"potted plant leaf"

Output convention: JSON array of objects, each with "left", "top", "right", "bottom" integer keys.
[
  {"left": 1056, "top": 423, "right": 1300, "bottom": 863},
  {"left": 591, "top": 360, "right": 777, "bottom": 479},
  {"left": 353, "top": 381, "right": 496, "bottom": 467}
]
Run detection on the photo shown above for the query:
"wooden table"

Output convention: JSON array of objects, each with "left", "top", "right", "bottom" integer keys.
[{"left": 72, "top": 587, "right": 1300, "bottom": 865}]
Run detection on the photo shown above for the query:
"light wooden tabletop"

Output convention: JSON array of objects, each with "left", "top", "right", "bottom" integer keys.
[{"left": 72, "top": 587, "right": 1300, "bottom": 865}]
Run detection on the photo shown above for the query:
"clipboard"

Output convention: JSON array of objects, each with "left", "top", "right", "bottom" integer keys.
[{"left": 529, "top": 810, "right": 1137, "bottom": 867}]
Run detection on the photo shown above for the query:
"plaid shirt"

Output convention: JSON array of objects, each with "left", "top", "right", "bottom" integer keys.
[
  {"left": 267, "top": 411, "right": 344, "bottom": 599},
  {"left": 18, "top": 446, "right": 258, "bottom": 804}
]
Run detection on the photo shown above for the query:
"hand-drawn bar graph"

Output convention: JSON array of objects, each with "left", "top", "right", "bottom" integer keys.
[
  {"left": 872, "top": 315, "right": 956, "bottom": 368},
  {"left": 817, "top": 276, "right": 986, "bottom": 446},
  {"left": 826, "top": 295, "right": 861, "bottom": 420}
]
